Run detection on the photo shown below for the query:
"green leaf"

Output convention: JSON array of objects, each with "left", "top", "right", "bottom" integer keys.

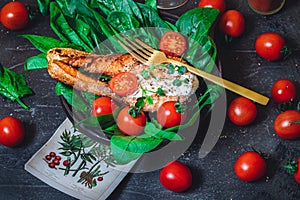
[
  {"left": 111, "top": 134, "right": 163, "bottom": 154},
  {"left": 50, "top": 2, "right": 93, "bottom": 52},
  {"left": 37, "top": 0, "right": 51, "bottom": 15},
  {"left": 21, "top": 34, "right": 81, "bottom": 53},
  {"left": 143, "top": 122, "right": 182, "bottom": 141},
  {"left": 75, "top": 114, "right": 116, "bottom": 130},
  {"left": 110, "top": 140, "right": 141, "bottom": 165},
  {"left": 24, "top": 53, "right": 48, "bottom": 71},
  {"left": 176, "top": 8, "right": 219, "bottom": 72},
  {"left": 55, "top": 82, "right": 89, "bottom": 113},
  {"left": 0, "top": 64, "right": 33, "bottom": 109}
]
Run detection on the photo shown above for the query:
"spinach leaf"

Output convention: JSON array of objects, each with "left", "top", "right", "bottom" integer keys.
[
  {"left": 111, "top": 134, "right": 163, "bottom": 154},
  {"left": 176, "top": 8, "right": 219, "bottom": 72},
  {"left": 37, "top": 0, "right": 51, "bottom": 16},
  {"left": 55, "top": 82, "right": 89, "bottom": 113},
  {"left": 24, "top": 53, "right": 48, "bottom": 71},
  {"left": 50, "top": 2, "right": 93, "bottom": 52},
  {"left": 21, "top": 34, "right": 80, "bottom": 53},
  {"left": 108, "top": 11, "right": 140, "bottom": 32},
  {"left": 110, "top": 141, "right": 142, "bottom": 165},
  {"left": 0, "top": 64, "right": 33, "bottom": 109}
]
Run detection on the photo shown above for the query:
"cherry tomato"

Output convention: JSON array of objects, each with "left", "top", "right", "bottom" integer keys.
[
  {"left": 228, "top": 97, "right": 257, "bottom": 126},
  {"left": 218, "top": 10, "right": 245, "bottom": 37},
  {"left": 293, "top": 158, "right": 300, "bottom": 184},
  {"left": 0, "top": 1, "right": 29, "bottom": 30},
  {"left": 198, "top": 0, "right": 226, "bottom": 14},
  {"left": 271, "top": 79, "right": 296, "bottom": 103},
  {"left": 0, "top": 116, "right": 25, "bottom": 147},
  {"left": 117, "top": 106, "right": 146, "bottom": 136},
  {"left": 108, "top": 72, "right": 138, "bottom": 96},
  {"left": 255, "top": 32, "right": 286, "bottom": 61},
  {"left": 234, "top": 151, "right": 267, "bottom": 182},
  {"left": 157, "top": 101, "right": 186, "bottom": 128},
  {"left": 159, "top": 31, "right": 187, "bottom": 57},
  {"left": 274, "top": 110, "right": 300, "bottom": 140},
  {"left": 159, "top": 161, "right": 192, "bottom": 192},
  {"left": 92, "top": 97, "right": 117, "bottom": 116}
]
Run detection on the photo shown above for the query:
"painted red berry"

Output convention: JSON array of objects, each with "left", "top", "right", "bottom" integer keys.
[
  {"left": 97, "top": 177, "right": 104, "bottom": 181},
  {"left": 55, "top": 156, "right": 61, "bottom": 160},
  {"left": 49, "top": 152, "right": 56, "bottom": 157},
  {"left": 45, "top": 155, "right": 52, "bottom": 161},
  {"left": 53, "top": 159, "right": 60, "bottom": 165},
  {"left": 48, "top": 162, "right": 56, "bottom": 168},
  {"left": 63, "top": 160, "right": 70, "bottom": 166}
]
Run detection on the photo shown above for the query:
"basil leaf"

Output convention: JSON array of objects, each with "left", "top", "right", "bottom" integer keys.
[
  {"left": 0, "top": 64, "right": 33, "bottom": 109},
  {"left": 24, "top": 53, "right": 48, "bottom": 71}
]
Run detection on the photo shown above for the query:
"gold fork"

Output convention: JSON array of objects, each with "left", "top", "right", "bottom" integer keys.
[{"left": 118, "top": 37, "right": 269, "bottom": 106}]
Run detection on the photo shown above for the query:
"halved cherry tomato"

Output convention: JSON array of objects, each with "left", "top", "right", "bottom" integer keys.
[
  {"left": 159, "top": 31, "right": 187, "bottom": 57},
  {"left": 157, "top": 101, "right": 186, "bottom": 128},
  {"left": 0, "top": 1, "right": 29, "bottom": 30},
  {"left": 198, "top": 0, "right": 226, "bottom": 14},
  {"left": 227, "top": 97, "right": 257, "bottom": 126},
  {"left": 0, "top": 116, "right": 25, "bottom": 147},
  {"left": 271, "top": 79, "right": 296, "bottom": 103},
  {"left": 255, "top": 32, "right": 286, "bottom": 61},
  {"left": 117, "top": 106, "right": 146, "bottom": 136},
  {"left": 274, "top": 110, "right": 300, "bottom": 140},
  {"left": 234, "top": 151, "right": 267, "bottom": 182},
  {"left": 159, "top": 161, "right": 192, "bottom": 192},
  {"left": 108, "top": 72, "right": 138, "bottom": 96},
  {"left": 218, "top": 10, "right": 245, "bottom": 37},
  {"left": 91, "top": 97, "right": 117, "bottom": 116}
]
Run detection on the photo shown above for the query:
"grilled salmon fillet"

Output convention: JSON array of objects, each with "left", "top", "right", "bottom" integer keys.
[{"left": 47, "top": 48, "right": 199, "bottom": 112}]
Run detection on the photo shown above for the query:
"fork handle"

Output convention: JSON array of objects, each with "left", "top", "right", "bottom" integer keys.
[{"left": 168, "top": 59, "right": 269, "bottom": 106}]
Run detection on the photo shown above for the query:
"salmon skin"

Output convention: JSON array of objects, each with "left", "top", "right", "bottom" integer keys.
[{"left": 47, "top": 48, "right": 199, "bottom": 112}]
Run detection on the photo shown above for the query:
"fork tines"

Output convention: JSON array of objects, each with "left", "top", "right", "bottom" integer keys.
[{"left": 117, "top": 36, "right": 154, "bottom": 64}]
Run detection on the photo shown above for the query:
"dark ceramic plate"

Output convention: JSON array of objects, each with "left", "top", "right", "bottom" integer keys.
[{"left": 60, "top": 12, "right": 221, "bottom": 146}]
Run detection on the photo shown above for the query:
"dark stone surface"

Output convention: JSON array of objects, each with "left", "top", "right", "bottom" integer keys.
[{"left": 0, "top": 0, "right": 299, "bottom": 199}]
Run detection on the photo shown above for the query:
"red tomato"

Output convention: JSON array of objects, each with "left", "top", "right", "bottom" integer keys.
[
  {"left": 218, "top": 10, "right": 245, "bottom": 37},
  {"left": 255, "top": 32, "right": 285, "bottom": 61},
  {"left": 228, "top": 97, "right": 257, "bottom": 126},
  {"left": 159, "top": 31, "right": 187, "bottom": 57},
  {"left": 234, "top": 151, "right": 267, "bottom": 182},
  {"left": 159, "top": 161, "right": 192, "bottom": 192},
  {"left": 293, "top": 158, "right": 300, "bottom": 184},
  {"left": 274, "top": 110, "right": 300, "bottom": 139},
  {"left": 0, "top": 116, "right": 25, "bottom": 147},
  {"left": 91, "top": 97, "right": 117, "bottom": 116},
  {"left": 271, "top": 79, "right": 296, "bottom": 103},
  {"left": 108, "top": 72, "right": 138, "bottom": 96},
  {"left": 117, "top": 106, "right": 146, "bottom": 136},
  {"left": 0, "top": 1, "right": 29, "bottom": 30},
  {"left": 157, "top": 101, "right": 186, "bottom": 128},
  {"left": 198, "top": 0, "right": 226, "bottom": 14}
]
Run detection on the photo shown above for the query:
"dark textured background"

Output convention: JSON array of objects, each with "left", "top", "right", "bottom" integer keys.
[{"left": 0, "top": 0, "right": 300, "bottom": 199}]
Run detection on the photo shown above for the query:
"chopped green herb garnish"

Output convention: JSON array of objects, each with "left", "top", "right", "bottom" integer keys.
[
  {"left": 166, "top": 63, "right": 175, "bottom": 74},
  {"left": 183, "top": 78, "right": 190, "bottom": 84},
  {"left": 178, "top": 66, "right": 188, "bottom": 75},
  {"left": 141, "top": 69, "right": 150, "bottom": 79},
  {"left": 156, "top": 88, "right": 166, "bottom": 96},
  {"left": 173, "top": 79, "right": 182, "bottom": 86}
]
